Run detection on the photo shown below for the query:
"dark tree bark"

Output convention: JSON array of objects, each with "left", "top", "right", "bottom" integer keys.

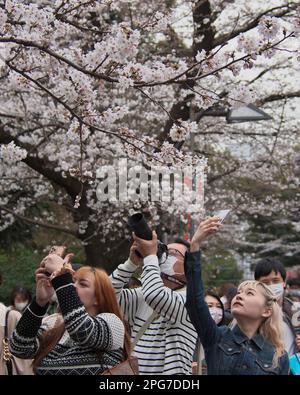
[
  {"left": 192, "top": 0, "right": 216, "bottom": 55},
  {"left": 158, "top": 1, "right": 217, "bottom": 145},
  {"left": 83, "top": 237, "right": 130, "bottom": 274}
]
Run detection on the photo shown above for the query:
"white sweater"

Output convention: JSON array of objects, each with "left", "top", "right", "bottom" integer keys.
[{"left": 111, "top": 255, "right": 198, "bottom": 375}]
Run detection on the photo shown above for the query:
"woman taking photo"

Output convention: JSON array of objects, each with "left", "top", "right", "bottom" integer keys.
[
  {"left": 185, "top": 217, "right": 289, "bottom": 375},
  {"left": 10, "top": 254, "right": 130, "bottom": 375}
]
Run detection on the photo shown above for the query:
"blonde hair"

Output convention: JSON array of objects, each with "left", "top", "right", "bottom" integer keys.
[{"left": 235, "top": 280, "right": 285, "bottom": 367}]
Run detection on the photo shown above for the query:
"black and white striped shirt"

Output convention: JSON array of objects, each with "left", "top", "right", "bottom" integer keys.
[{"left": 111, "top": 255, "right": 198, "bottom": 375}]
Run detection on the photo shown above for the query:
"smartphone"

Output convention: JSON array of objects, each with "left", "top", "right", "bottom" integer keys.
[{"left": 214, "top": 209, "right": 231, "bottom": 223}]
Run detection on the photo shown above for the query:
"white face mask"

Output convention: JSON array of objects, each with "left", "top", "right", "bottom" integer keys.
[
  {"left": 160, "top": 255, "right": 178, "bottom": 276},
  {"left": 15, "top": 302, "right": 28, "bottom": 312},
  {"left": 209, "top": 307, "right": 223, "bottom": 325},
  {"left": 269, "top": 283, "right": 284, "bottom": 300}
]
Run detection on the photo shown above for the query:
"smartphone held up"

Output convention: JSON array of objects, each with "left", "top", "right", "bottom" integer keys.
[
  {"left": 48, "top": 245, "right": 67, "bottom": 257},
  {"left": 43, "top": 245, "right": 67, "bottom": 277},
  {"left": 214, "top": 209, "right": 231, "bottom": 223}
]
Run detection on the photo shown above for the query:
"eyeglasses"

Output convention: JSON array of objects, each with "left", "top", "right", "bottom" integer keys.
[
  {"left": 159, "top": 247, "right": 186, "bottom": 264},
  {"left": 167, "top": 248, "right": 185, "bottom": 260}
]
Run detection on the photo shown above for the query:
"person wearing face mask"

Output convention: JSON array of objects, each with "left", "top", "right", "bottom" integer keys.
[
  {"left": 111, "top": 234, "right": 202, "bottom": 374},
  {"left": 206, "top": 291, "right": 224, "bottom": 325},
  {"left": 254, "top": 258, "right": 298, "bottom": 357},
  {"left": 9, "top": 286, "right": 32, "bottom": 314},
  {"left": 193, "top": 290, "right": 225, "bottom": 374},
  {"left": 0, "top": 277, "right": 33, "bottom": 374}
]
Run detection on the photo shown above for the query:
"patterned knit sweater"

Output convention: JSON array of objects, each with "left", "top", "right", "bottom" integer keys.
[
  {"left": 10, "top": 272, "right": 125, "bottom": 375},
  {"left": 110, "top": 255, "right": 198, "bottom": 375}
]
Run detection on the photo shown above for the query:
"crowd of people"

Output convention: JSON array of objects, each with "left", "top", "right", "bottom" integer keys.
[{"left": 0, "top": 215, "right": 300, "bottom": 375}]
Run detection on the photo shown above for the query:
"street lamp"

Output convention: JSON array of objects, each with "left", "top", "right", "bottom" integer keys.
[
  {"left": 174, "top": 104, "right": 272, "bottom": 150},
  {"left": 226, "top": 104, "right": 272, "bottom": 124},
  {"left": 198, "top": 104, "right": 272, "bottom": 124}
]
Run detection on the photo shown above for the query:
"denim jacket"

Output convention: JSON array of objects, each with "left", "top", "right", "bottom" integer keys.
[{"left": 185, "top": 251, "right": 290, "bottom": 375}]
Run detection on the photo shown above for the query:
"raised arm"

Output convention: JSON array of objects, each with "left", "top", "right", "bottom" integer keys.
[
  {"left": 185, "top": 217, "right": 223, "bottom": 349},
  {"left": 10, "top": 264, "right": 57, "bottom": 359},
  {"left": 133, "top": 231, "right": 187, "bottom": 324},
  {"left": 110, "top": 243, "right": 143, "bottom": 325}
]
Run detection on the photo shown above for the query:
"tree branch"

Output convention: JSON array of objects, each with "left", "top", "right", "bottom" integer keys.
[
  {"left": 213, "top": 4, "right": 298, "bottom": 48},
  {"left": 247, "top": 58, "right": 292, "bottom": 85},
  {"left": 192, "top": 0, "right": 216, "bottom": 54},
  {"left": 5, "top": 62, "right": 166, "bottom": 164},
  {"left": 207, "top": 165, "right": 241, "bottom": 184},
  {"left": 0, "top": 37, "right": 117, "bottom": 83},
  {"left": 55, "top": 0, "right": 95, "bottom": 17},
  {"left": 260, "top": 91, "right": 300, "bottom": 104}
]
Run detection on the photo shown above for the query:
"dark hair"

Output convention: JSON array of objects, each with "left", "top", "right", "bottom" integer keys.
[
  {"left": 10, "top": 286, "right": 32, "bottom": 306},
  {"left": 218, "top": 282, "right": 236, "bottom": 297},
  {"left": 72, "top": 263, "right": 83, "bottom": 271},
  {"left": 287, "top": 278, "right": 300, "bottom": 288},
  {"left": 286, "top": 289, "right": 300, "bottom": 301},
  {"left": 127, "top": 277, "right": 142, "bottom": 288},
  {"left": 225, "top": 286, "right": 237, "bottom": 306},
  {"left": 173, "top": 238, "right": 190, "bottom": 249},
  {"left": 254, "top": 258, "right": 286, "bottom": 282}
]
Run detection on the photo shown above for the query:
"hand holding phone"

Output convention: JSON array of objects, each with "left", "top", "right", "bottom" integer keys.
[
  {"left": 214, "top": 209, "right": 231, "bottom": 223},
  {"left": 48, "top": 246, "right": 67, "bottom": 258},
  {"left": 43, "top": 246, "right": 67, "bottom": 276}
]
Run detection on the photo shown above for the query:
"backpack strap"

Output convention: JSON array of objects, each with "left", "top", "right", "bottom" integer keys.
[{"left": 132, "top": 311, "right": 158, "bottom": 348}]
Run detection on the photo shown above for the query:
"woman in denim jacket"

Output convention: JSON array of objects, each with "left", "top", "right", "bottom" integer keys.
[{"left": 185, "top": 217, "right": 290, "bottom": 375}]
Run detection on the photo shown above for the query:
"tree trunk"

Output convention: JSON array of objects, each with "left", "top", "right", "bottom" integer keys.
[
  {"left": 193, "top": 0, "right": 216, "bottom": 55},
  {"left": 83, "top": 237, "right": 130, "bottom": 274}
]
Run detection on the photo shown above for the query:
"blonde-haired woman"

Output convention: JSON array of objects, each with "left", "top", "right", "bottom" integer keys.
[
  {"left": 185, "top": 217, "right": 289, "bottom": 375},
  {"left": 10, "top": 254, "right": 131, "bottom": 375}
]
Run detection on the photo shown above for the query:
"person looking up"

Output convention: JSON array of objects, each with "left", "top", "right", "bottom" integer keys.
[
  {"left": 185, "top": 217, "right": 289, "bottom": 375},
  {"left": 10, "top": 254, "right": 129, "bottom": 375}
]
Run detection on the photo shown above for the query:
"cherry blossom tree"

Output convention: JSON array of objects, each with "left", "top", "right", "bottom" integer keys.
[{"left": 0, "top": 0, "right": 299, "bottom": 271}]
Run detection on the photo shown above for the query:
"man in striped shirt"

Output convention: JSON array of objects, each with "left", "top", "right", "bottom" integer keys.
[{"left": 111, "top": 232, "right": 198, "bottom": 375}]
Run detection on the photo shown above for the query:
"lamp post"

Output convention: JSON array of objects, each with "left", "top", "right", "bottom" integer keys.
[
  {"left": 175, "top": 104, "right": 272, "bottom": 150},
  {"left": 196, "top": 103, "right": 272, "bottom": 124},
  {"left": 226, "top": 104, "right": 272, "bottom": 123}
]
